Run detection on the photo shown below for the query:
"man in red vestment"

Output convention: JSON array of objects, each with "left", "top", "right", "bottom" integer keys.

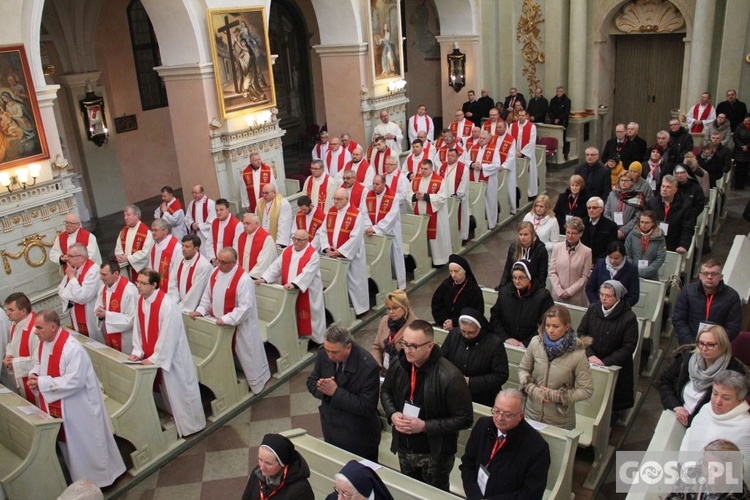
[
  {"left": 2, "top": 293, "right": 38, "bottom": 402},
  {"left": 206, "top": 198, "right": 242, "bottom": 264},
  {"left": 115, "top": 204, "right": 154, "bottom": 281},
  {"left": 240, "top": 152, "right": 276, "bottom": 213}
]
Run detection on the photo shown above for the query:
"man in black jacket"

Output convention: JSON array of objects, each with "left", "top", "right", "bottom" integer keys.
[
  {"left": 646, "top": 175, "right": 695, "bottom": 253},
  {"left": 667, "top": 119, "right": 694, "bottom": 168},
  {"left": 626, "top": 122, "right": 648, "bottom": 161},
  {"left": 602, "top": 123, "right": 638, "bottom": 169},
  {"left": 381, "top": 320, "right": 473, "bottom": 491},
  {"left": 307, "top": 326, "right": 381, "bottom": 462},
  {"left": 460, "top": 389, "right": 550, "bottom": 500},
  {"left": 503, "top": 87, "right": 526, "bottom": 112},
  {"left": 575, "top": 148, "right": 611, "bottom": 200},
  {"left": 582, "top": 196, "right": 618, "bottom": 261},
  {"left": 674, "top": 165, "right": 706, "bottom": 219},
  {"left": 527, "top": 87, "right": 549, "bottom": 124}
]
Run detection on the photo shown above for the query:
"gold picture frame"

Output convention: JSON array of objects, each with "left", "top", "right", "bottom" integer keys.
[
  {"left": 368, "top": 0, "right": 405, "bottom": 84},
  {"left": 207, "top": 7, "right": 276, "bottom": 119}
]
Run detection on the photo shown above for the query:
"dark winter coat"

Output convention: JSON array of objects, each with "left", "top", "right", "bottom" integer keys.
[
  {"left": 242, "top": 453, "right": 314, "bottom": 500},
  {"left": 554, "top": 188, "right": 590, "bottom": 233},
  {"left": 490, "top": 282, "right": 554, "bottom": 347},
  {"left": 646, "top": 193, "right": 696, "bottom": 252},
  {"left": 586, "top": 258, "right": 640, "bottom": 307},
  {"left": 582, "top": 216, "right": 619, "bottom": 261},
  {"left": 499, "top": 238, "right": 548, "bottom": 289},
  {"left": 574, "top": 162, "right": 611, "bottom": 199},
  {"left": 672, "top": 280, "right": 743, "bottom": 345}
]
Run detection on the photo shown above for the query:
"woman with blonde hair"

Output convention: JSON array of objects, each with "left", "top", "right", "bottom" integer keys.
[
  {"left": 371, "top": 289, "right": 417, "bottom": 372},
  {"left": 604, "top": 170, "right": 645, "bottom": 240},
  {"left": 523, "top": 194, "right": 559, "bottom": 254},
  {"left": 549, "top": 216, "right": 592, "bottom": 306},
  {"left": 496, "top": 221, "right": 548, "bottom": 289},
  {"left": 554, "top": 174, "right": 589, "bottom": 233}
]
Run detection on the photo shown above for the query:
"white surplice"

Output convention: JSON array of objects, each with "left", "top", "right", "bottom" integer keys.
[
  {"left": 385, "top": 168, "right": 410, "bottom": 213},
  {"left": 364, "top": 189, "right": 406, "bottom": 289},
  {"left": 410, "top": 175, "right": 451, "bottom": 266},
  {"left": 0, "top": 308, "right": 13, "bottom": 389},
  {"left": 4, "top": 312, "right": 39, "bottom": 399},
  {"left": 32, "top": 330, "right": 126, "bottom": 487},
  {"left": 257, "top": 196, "right": 293, "bottom": 247},
  {"left": 513, "top": 120, "right": 538, "bottom": 197},
  {"left": 440, "top": 161, "right": 471, "bottom": 240},
  {"left": 184, "top": 196, "right": 217, "bottom": 257},
  {"left": 240, "top": 229, "right": 278, "bottom": 279},
  {"left": 148, "top": 236, "right": 183, "bottom": 294},
  {"left": 474, "top": 142, "right": 503, "bottom": 229},
  {"left": 407, "top": 113, "right": 435, "bottom": 143},
  {"left": 326, "top": 148, "right": 352, "bottom": 179},
  {"left": 58, "top": 261, "right": 103, "bottom": 343},
  {"left": 132, "top": 292, "right": 206, "bottom": 437},
  {"left": 50, "top": 228, "right": 102, "bottom": 266},
  {"left": 154, "top": 198, "right": 187, "bottom": 241},
  {"left": 205, "top": 217, "right": 243, "bottom": 261},
  {"left": 239, "top": 167, "right": 277, "bottom": 211},
  {"left": 303, "top": 174, "right": 340, "bottom": 211},
  {"left": 373, "top": 121, "right": 404, "bottom": 155},
  {"left": 94, "top": 276, "right": 138, "bottom": 354},
  {"left": 167, "top": 253, "right": 213, "bottom": 313},
  {"left": 114, "top": 224, "right": 155, "bottom": 275}
]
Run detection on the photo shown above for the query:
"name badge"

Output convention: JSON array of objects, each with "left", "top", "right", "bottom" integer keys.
[
  {"left": 403, "top": 402, "right": 421, "bottom": 418},
  {"left": 614, "top": 211, "right": 624, "bottom": 226},
  {"left": 565, "top": 215, "right": 573, "bottom": 222},
  {"left": 638, "top": 259, "right": 649, "bottom": 269},
  {"left": 649, "top": 180, "right": 656, "bottom": 190},
  {"left": 698, "top": 321, "right": 714, "bottom": 334},
  {"left": 659, "top": 222, "right": 669, "bottom": 235},
  {"left": 477, "top": 465, "right": 490, "bottom": 495}
]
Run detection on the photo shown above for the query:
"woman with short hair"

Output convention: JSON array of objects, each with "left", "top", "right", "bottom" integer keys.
[
  {"left": 624, "top": 210, "right": 667, "bottom": 280},
  {"left": 554, "top": 174, "right": 589, "bottom": 233},
  {"left": 586, "top": 240, "right": 640, "bottom": 306},
  {"left": 549, "top": 216, "right": 592, "bottom": 307},
  {"left": 604, "top": 170, "right": 646, "bottom": 240},
  {"left": 371, "top": 290, "right": 418, "bottom": 372}
]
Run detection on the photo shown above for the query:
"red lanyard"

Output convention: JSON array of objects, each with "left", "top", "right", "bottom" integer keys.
[
  {"left": 705, "top": 293, "right": 714, "bottom": 320},
  {"left": 259, "top": 465, "right": 288, "bottom": 500},
  {"left": 568, "top": 195, "right": 579, "bottom": 213},
  {"left": 409, "top": 364, "right": 418, "bottom": 402},
  {"left": 452, "top": 280, "right": 468, "bottom": 304},
  {"left": 641, "top": 236, "right": 650, "bottom": 255},
  {"left": 663, "top": 203, "right": 671, "bottom": 221},
  {"left": 486, "top": 434, "right": 507, "bottom": 466}
]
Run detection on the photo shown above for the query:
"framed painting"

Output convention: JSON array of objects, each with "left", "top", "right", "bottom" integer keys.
[
  {"left": 207, "top": 7, "right": 277, "bottom": 119},
  {"left": 368, "top": 0, "right": 404, "bottom": 83},
  {"left": 0, "top": 45, "right": 49, "bottom": 170}
]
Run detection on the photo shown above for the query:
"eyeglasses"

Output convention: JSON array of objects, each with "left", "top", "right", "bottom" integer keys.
[
  {"left": 402, "top": 341, "right": 432, "bottom": 351},
  {"left": 64, "top": 221, "right": 80, "bottom": 226},
  {"left": 217, "top": 259, "right": 235, "bottom": 265},
  {"left": 135, "top": 280, "right": 152, "bottom": 286},
  {"left": 333, "top": 487, "right": 354, "bottom": 499},
  {"left": 697, "top": 341, "right": 718, "bottom": 350},
  {"left": 66, "top": 254, "right": 84, "bottom": 259},
  {"left": 491, "top": 408, "right": 523, "bottom": 419},
  {"left": 699, "top": 272, "right": 722, "bottom": 278}
]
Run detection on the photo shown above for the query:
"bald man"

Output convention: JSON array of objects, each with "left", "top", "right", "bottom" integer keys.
[
  {"left": 184, "top": 184, "right": 217, "bottom": 257},
  {"left": 50, "top": 213, "right": 102, "bottom": 268}
]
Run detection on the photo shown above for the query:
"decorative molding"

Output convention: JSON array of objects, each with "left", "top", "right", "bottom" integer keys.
[
  {"left": 312, "top": 43, "right": 368, "bottom": 57},
  {"left": 516, "top": 0, "right": 545, "bottom": 94},
  {"left": 434, "top": 35, "right": 480, "bottom": 44},
  {"left": 1, "top": 232, "right": 58, "bottom": 274},
  {"left": 155, "top": 63, "right": 215, "bottom": 82},
  {"left": 614, "top": 0, "right": 685, "bottom": 34}
]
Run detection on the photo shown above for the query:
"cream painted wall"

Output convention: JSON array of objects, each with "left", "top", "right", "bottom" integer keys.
[
  {"left": 403, "top": 0, "right": 442, "bottom": 121},
  {"left": 96, "top": 0, "right": 181, "bottom": 202}
]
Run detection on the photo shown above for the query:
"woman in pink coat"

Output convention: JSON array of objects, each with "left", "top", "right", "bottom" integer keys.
[{"left": 549, "top": 217, "right": 592, "bottom": 307}]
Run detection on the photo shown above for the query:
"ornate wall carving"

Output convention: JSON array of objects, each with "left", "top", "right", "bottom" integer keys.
[
  {"left": 615, "top": 0, "right": 685, "bottom": 33},
  {"left": 516, "top": 0, "right": 545, "bottom": 94}
]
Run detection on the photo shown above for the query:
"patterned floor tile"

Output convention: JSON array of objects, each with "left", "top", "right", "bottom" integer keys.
[
  {"left": 201, "top": 448, "right": 250, "bottom": 482},
  {"left": 289, "top": 391, "right": 322, "bottom": 417},
  {"left": 249, "top": 395, "right": 291, "bottom": 421},
  {"left": 205, "top": 425, "right": 249, "bottom": 452},
  {"left": 155, "top": 453, "right": 206, "bottom": 487},
  {"left": 152, "top": 483, "right": 203, "bottom": 500},
  {"left": 200, "top": 477, "right": 248, "bottom": 499}
]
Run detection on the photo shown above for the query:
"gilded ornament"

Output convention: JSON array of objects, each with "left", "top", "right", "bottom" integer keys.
[
  {"left": 1, "top": 232, "right": 59, "bottom": 274},
  {"left": 516, "top": 0, "right": 545, "bottom": 94}
]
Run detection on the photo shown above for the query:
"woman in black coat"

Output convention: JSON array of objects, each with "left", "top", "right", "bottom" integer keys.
[
  {"left": 431, "top": 254, "right": 484, "bottom": 330},
  {"left": 577, "top": 280, "right": 638, "bottom": 412},
  {"left": 659, "top": 324, "right": 748, "bottom": 427},
  {"left": 497, "top": 221, "right": 549, "bottom": 289},
  {"left": 243, "top": 434, "right": 314, "bottom": 500},
  {"left": 490, "top": 259, "right": 554, "bottom": 347},
  {"left": 554, "top": 174, "right": 590, "bottom": 233}
]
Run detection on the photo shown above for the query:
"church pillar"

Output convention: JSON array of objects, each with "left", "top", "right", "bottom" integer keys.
[
  {"left": 311, "top": 43, "right": 369, "bottom": 145},
  {"left": 684, "top": 0, "right": 716, "bottom": 109},
  {"left": 567, "top": 0, "right": 587, "bottom": 114},
  {"left": 715, "top": 0, "right": 750, "bottom": 96},
  {"left": 436, "top": 35, "right": 480, "bottom": 120},
  {"left": 57, "top": 71, "right": 127, "bottom": 218}
]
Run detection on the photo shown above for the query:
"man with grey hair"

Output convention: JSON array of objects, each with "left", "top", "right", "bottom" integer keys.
[
  {"left": 184, "top": 184, "right": 216, "bottom": 258},
  {"left": 147, "top": 218, "right": 182, "bottom": 293},
  {"left": 312, "top": 130, "right": 330, "bottom": 162},
  {"left": 50, "top": 212, "right": 102, "bottom": 269},
  {"left": 345, "top": 145, "right": 375, "bottom": 190},
  {"left": 460, "top": 389, "right": 550, "bottom": 499},
  {"left": 115, "top": 204, "right": 154, "bottom": 281},
  {"left": 364, "top": 174, "right": 406, "bottom": 289},
  {"left": 256, "top": 183, "right": 292, "bottom": 248},
  {"left": 626, "top": 121, "right": 647, "bottom": 161},
  {"left": 302, "top": 159, "right": 340, "bottom": 211},
  {"left": 306, "top": 325, "right": 381, "bottom": 462},
  {"left": 240, "top": 152, "right": 276, "bottom": 214},
  {"left": 58, "top": 242, "right": 102, "bottom": 341},
  {"left": 582, "top": 196, "right": 618, "bottom": 261},
  {"left": 647, "top": 174, "right": 695, "bottom": 253},
  {"left": 574, "top": 147, "right": 611, "bottom": 199},
  {"left": 238, "top": 213, "right": 276, "bottom": 279}
]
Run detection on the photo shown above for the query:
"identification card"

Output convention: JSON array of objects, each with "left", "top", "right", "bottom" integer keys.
[
  {"left": 477, "top": 465, "right": 490, "bottom": 495},
  {"left": 614, "top": 211, "right": 624, "bottom": 225},
  {"left": 403, "top": 402, "right": 421, "bottom": 418},
  {"left": 659, "top": 222, "right": 669, "bottom": 235},
  {"left": 649, "top": 180, "right": 656, "bottom": 190},
  {"left": 698, "top": 321, "right": 714, "bottom": 334},
  {"left": 565, "top": 215, "right": 573, "bottom": 222},
  {"left": 638, "top": 259, "right": 649, "bottom": 269}
]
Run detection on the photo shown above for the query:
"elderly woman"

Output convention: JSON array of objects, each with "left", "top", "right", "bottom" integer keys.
[
  {"left": 666, "top": 439, "right": 750, "bottom": 500},
  {"left": 522, "top": 194, "right": 559, "bottom": 254},
  {"left": 578, "top": 280, "right": 638, "bottom": 413},
  {"left": 586, "top": 240, "right": 640, "bottom": 306},
  {"left": 680, "top": 370, "right": 750, "bottom": 480},
  {"left": 325, "top": 460, "right": 394, "bottom": 500},
  {"left": 549, "top": 217, "right": 592, "bottom": 307},
  {"left": 624, "top": 210, "right": 667, "bottom": 280},
  {"left": 371, "top": 290, "right": 418, "bottom": 372},
  {"left": 442, "top": 307, "right": 509, "bottom": 406},
  {"left": 518, "top": 304, "right": 594, "bottom": 429},
  {"left": 431, "top": 254, "right": 483, "bottom": 330},
  {"left": 659, "top": 325, "right": 748, "bottom": 427},
  {"left": 497, "top": 221, "right": 548, "bottom": 290},
  {"left": 242, "top": 433, "right": 314, "bottom": 500},
  {"left": 604, "top": 170, "right": 645, "bottom": 240},
  {"left": 554, "top": 174, "right": 589, "bottom": 233},
  {"left": 490, "top": 260, "right": 554, "bottom": 347}
]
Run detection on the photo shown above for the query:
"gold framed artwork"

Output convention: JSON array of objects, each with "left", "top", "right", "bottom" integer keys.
[
  {"left": 207, "top": 8, "right": 276, "bottom": 119},
  {"left": 368, "top": 0, "right": 405, "bottom": 83},
  {"left": 0, "top": 45, "right": 50, "bottom": 170}
]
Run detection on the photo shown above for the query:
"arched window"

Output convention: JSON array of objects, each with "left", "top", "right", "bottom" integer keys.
[{"left": 127, "top": 0, "right": 168, "bottom": 110}]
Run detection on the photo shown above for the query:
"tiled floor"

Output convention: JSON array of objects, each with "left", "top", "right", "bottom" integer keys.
[{"left": 97, "top": 163, "right": 750, "bottom": 499}]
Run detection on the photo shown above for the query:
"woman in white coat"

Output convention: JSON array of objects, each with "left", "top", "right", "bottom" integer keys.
[{"left": 523, "top": 194, "right": 559, "bottom": 256}]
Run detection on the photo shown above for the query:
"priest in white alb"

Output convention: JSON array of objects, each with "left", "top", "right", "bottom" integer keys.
[
  {"left": 384, "top": 156, "right": 410, "bottom": 212},
  {"left": 482, "top": 108, "right": 504, "bottom": 136},
  {"left": 325, "top": 136, "right": 352, "bottom": 180},
  {"left": 316, "top": 188, "right": 370, "bottom": 316},
  {"left": 407, "top": 104, "right": 435, "bottom": 144},
  {"left": 95, "top": 259, "right": 138, "bottom": 353},
  {"left": 312, "top": 130, "right": 330, "bottom": 161},
  {"left": 372, "top": 109, "right": 403, "bottom": 155},
  {"left": 130, "top": 270, "right": 206, "bottom": 437},
  {"left": 184, "top": 184, "right": 216, "bottom": 257},
  {"left": 256, "top": 183, "right": 292, "bottom": 248},
  {"left": 439, "top": 148, "right": 471, "bottom": 241},
  {"left": 346, "top": 146, "right": 375, "bottom": 190},
  {"left": 240, "top": 152, "right": 276, "bottom": 214},
  {"left": 364, "top": 175, "right": 406, "bottom": 290},
  {"left": 258, "top": 229, "right": 325, "bottom": 344},
  {"left": 303, "top": 160, "right": 340, "bottom": 211},
  {"left": 58, "top": 243, "right": 102, "bottom": 342},
  {"left": 417, "top": 130, "right": 436, "bottom": 162},
  {"left": 402, "top": 139, "right": 429, "bottom": 180},
  {"left": 368, "top": 136, "right": 394, "bottom": 176},
  {"left": 293, "top": 195, "right": 326, "bottom": 250},
  {"left": 154, "top": 186, "right": 187, "bottom": 241},
  {"left": 450, "top": 109, "right": 474, "bottom": 145},
  {"left": 469, "top": 129, "right": 515, "bottom": 229},
  {"left": 190, "top": 248, "right": 271, "bottom": 394},
  {"left": 50, "top": 213, "right": 102, "bottom": 268},
  {"left": 167, "top": 234, "right": 213, "bottom": 312},
  {"left": 29, "top": 310, "right": 126, "bottom": 487},
  {"left": 238, "top": 213, "right": 277, "bottom": 279},
  {"left": 148, "top": 218, "right": 182, "bottom": 293},
  {"left": 510, "top": 108, "right": 539, "bottom": 198},
  {"left": 2, "top": 292, "right": 38, "bottom": 402},
  {"left": 410, "top": 159, "right": 451, "bottom": 266},
  {"left": 341, "top": 169, "right": 367, "bottom": 213},
  {"left": 206, "top": 198, "right": 242, "bottom": 263},
  {"left": 114, "top": 204, "right": 154, "bottom": 281},
  {"left": 434, "top": 131, "right": 464, "bottom": 166}
]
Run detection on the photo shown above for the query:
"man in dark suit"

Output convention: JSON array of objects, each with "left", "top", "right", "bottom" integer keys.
[
  {"left": 626, "top": 122, "right": 648, "bottom": 161},
  {"left": 527, "top": 87, "right": 549, "bottom": 124},
  {"left": 582, "top": 196, "right": 618, "bottom": 261},
  {"left": 716, "top": 89, "right": 748, "bottom": 131},
  {"left": 646, "top": 175, "right": 695, "bottom": 254},
  {"left": 575, "top": 147, "right": 611, "bottom": 199},
  {"left": 462, "top": 90, "right": 482, "bottom": 126},
  {"left": 503, "top": 87, "right": 526, "bottom": 112},
  {"left": 476, "top": 89, "right": 495, "bottom": 122},
  {"left": 602, "top": 123, "right": 638, "bottom": 169}
]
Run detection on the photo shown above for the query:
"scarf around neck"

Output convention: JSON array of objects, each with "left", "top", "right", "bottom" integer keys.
[
  {"left": 605, "top": 257, "right": 626, "bottom": 279},
  {"left": 689, "top": 351, "right": 731, "bottom": 393},
  {"left": 543, "top": 329, "right": 577, "bottom": 361}
]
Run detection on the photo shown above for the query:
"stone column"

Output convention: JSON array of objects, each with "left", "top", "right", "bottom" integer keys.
[
  {"left": 684, "top": 0, "right": 716, "bottom": 110},
  {"left": 715, "top": 0, "right": 750, "bottom": 96},
  {"left": 435, "top": 35, "right": 480, "bottom": 120},
  {"left": 567, "top": 0, "right": 587, "bottom": 113}
]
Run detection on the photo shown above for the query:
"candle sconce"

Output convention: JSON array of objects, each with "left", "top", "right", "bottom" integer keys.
[{"left": 80, "top": 91, "right": 109, "bottom": 147}]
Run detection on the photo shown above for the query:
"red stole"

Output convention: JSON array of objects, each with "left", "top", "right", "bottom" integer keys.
[
  {"left": 326, "top": 149, "right": 347, "bottom": 176},
  {"left": 296, "top": 207, "right": 325, "bottom": 238},
  {"left": 423, "top": 141, "right": 434, "bottom": 160},
  {"left": 150, "top": 237, "right": 179, "bottom": 291},
  {"left": 305, "top": 175, "right": 330, "bottom": 208},
  {"left": 191, "top": 198, "right": 209, "bottom": 224},
  {"left": 177, "top": 253, "right": 202, "bottom": 295},
  {"left": 345, "top": 140, "right": 359, "bottom": 153},
  {"left": 496, "top": 133, "right": 514, "bottom": 164},
  {"left": 120, "top": 222, "right": 150, "bottom": 281},
  {"left": 70, "top": 260, "right": 95, "bottom": 336},
  {"left": 237, "top": 227, "right": 270, "bottom": 271},
  {"left": 209, "top": 266, "right": 245, "bottom": 317},
  {"left": 211, "top": 216, "right": 240, "bottom": 256},
  {"left": 510, "top": 121, "right": 532, "bottom": 150},
  {"left": 347, "top": 160, "right": 371, "bottom": 184},
  {"left": 137, "top": 291, "right": 166, "bottom": 359},
  {"left": 412, "top": 173, "right": 443, "bottom": 239},
  {"left": 387, "top": 170, "right": 402, "bottom": 193},
  {"left": 242, "top": 165, "right": 273, "bottom": 212},
  {"left": 440, "top": 161, "right": 467, "bottom": 194},
  {"left": 465, "top": 137, "right": 480, "bottom": 151},
  {"left": 469, "top": 143, "right": 488, "bottom": 182},
  {"left": 349, "top": 183, "right": 365, "bottom": 208},
  {"left": 314, "top": 142, "right": 328, "bottom": 159},
  {"left": 691, "top": 104, "right": 713, "bottom": 133},
  {"left": 436, "top": 144, "right": 464, "bottom": 164},
  {"left": 59, "top": 229, "right": 91, "bottom": 257},
  {"left": 101, "top": 276, "right": 129, "bottom": 351},
  {"left": 38, "top": 329, "right": 71, "bottom": 440},
  {"left": 483, "top": 120, "right": 501, "bottom": 136},
  {"left": 450, "top": 120, "right": 473, "bottom": 141},
  {"left": 11, "top": 312, "right": 36, "bottom": 403},
  {"left": 281, "top": 245, "right": 316, "bottom": 335},
  {"left": 405, "top": 153, "right": 424, "bottom": 177},
  {"left": 366, "top": 188, "right": 395, "bottom": 224},
  {"left": 371, "top": 148, "right": 392, "bottom": 175},
  {"left": 326, "top": 205, "right": 359, "bottom": 249},
  {"left": 434, "top": 137, "right": 444, "bottom": 149},
  {"left": 159, "top": 198, "right": 184, "bottom": 217},
  {"left": 412, "top": 114, "right": 431, "bottom": 135}
]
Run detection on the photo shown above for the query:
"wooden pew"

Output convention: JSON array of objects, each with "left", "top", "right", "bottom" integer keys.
[
  {"left": 496, "top": 170, "right": 513, "bottom": 227},
  {"left": 73, "top": 333, "right": 178, "bottom": 473},
  {"left": 255, "top": 283, "right": 313, "bottom": 378},
  {"left": 537, "top": 123, "right": 572, "bottom": 165},
  {"left": 285, "top": 178, "right": 300, "bottom": 196},
  {"left": 516, "top": 157, "right": 531, "bottom": 213},
  {"left": 468, "top": 181, "right": 489, "bottom": 240},
  {"left": 658, "top": 251, "right": 683, "bottom": 283},
  {"left": 691, "top": 206, "right": 709, "bottom": 279},
  {"left": 481, "top": 286, "right": 498, "bottom": 320},
  {"left": 0, "top": 385, "right": 67, "bottom": 500},
  {"left": 401, "top": 213, "right": 431, "bottom": 284},
  {"left": 283, "top": 428, "right": 459, "bottom": 499},
  {"left": 183, "top": 316, "right": 247, "bottom": 420},
  {"left": 724, "top": 234, "right": 750, "bottom": 304},
  {"left": 707, "top": 187, "right": 718, "bottom": 246},
  {"left": 447, "top": 195, "right": 462, "bottom": 254},
  {"left": 320, "top": 255, "right": 355, "bottom": 327},
  {"left": 365, "top": 233, "right": 394, "bottom": 307},
  {"left": 536, "top": 144, "right": 547, "bottom": 194},
  {"left": 632, "top": 279, "right": 667, "bottom": 377}
]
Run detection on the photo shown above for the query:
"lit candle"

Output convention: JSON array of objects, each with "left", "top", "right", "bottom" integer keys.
[
  {"left": 28, "top": 163, "right": 41, "bottom": 178},
  {"left": 0, "top": 171, "right": 10, "bottom": 187},
  {"left": 15, "top": 168, "right": 28, "bottom": 184}
]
